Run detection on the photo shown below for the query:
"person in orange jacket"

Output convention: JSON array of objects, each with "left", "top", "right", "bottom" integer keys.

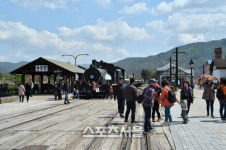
[
  {"left": 217, "top": 79, "right": 226, "bottom": 121},
  {"left": 158, "top": 80, "right": 179, "bottom": 125}
]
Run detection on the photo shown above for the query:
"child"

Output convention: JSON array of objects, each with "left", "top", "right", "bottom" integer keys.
[
  {"left": 73, "top": 87, "right": 78, "bottom": 99},
  {"left": 110, "top": 85, "right": 113, "bottom": 100},
  {"left": 18, "top": 84, "right": 26, "bottom": 102},
  {"left": 180, "top": 99, "right": 189, "bottom": 124}
]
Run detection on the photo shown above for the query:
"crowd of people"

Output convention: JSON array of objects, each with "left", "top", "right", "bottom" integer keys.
[
  {"left": 114, "top": 77, "right": 226, "bottom": 134},
  {"left": 17, "top": 76, "right": 226, "bottom": 134}
]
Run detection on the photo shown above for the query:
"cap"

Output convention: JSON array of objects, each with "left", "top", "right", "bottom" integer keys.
[
  {"left": 119, "top": 76, "right": 124, "bottom": 80},
  {"left": 149, "top": 78, "right": 157, "bottom": 83}
]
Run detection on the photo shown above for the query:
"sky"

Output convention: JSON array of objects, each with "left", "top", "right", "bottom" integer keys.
[{"left": 0, "top": 0, "right": 226, "bottom": 65}]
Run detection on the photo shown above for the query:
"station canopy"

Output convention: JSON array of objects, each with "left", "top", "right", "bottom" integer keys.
[{"left": 10, "top": 57, "right": 85, "bottom": 75}]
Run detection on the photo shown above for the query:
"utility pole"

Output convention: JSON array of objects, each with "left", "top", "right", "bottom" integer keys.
[
  {"left": 170, "top": 57, "right": 172, "bottom": 84},
  {"left": 173, "top": 47, "right": 186, "bottom": 89},
  {"left": 203, "top": 64, "right": 205, "bottom": 75}
]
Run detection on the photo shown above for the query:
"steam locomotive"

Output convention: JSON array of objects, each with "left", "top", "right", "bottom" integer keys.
[{"left": 79, "top": 60, "right": 143, "bottom": 98}]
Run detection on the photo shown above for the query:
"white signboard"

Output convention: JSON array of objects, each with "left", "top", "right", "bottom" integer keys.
[{"left": 35, "top": 65, "right": 48, "bottom": 72}]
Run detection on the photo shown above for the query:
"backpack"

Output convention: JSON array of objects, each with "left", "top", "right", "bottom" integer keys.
[
  {"left": 137, "top": 88, "right": 146, "bottom": 104},
  {"left": 216, "top": 86, "right": 225, "bottom": 99},
  {"left": 164, "top": 88, "right": 176, "bottom": 103},
  {"left": 137, "top": 95, "right": 143, "bottom": 104}
]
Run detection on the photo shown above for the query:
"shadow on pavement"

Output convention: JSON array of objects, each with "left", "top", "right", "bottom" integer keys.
[{"left": 200, "top": 120, "right": 226, "bottom": 123}]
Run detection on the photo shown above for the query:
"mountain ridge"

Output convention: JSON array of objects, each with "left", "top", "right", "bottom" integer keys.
[{"left": 114, "top": 38, "right": 226, "bottom": 75}]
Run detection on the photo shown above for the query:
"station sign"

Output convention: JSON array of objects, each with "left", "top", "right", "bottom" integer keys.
[{"left": 35, "top": 65, "right": 48, "bottom": 72}]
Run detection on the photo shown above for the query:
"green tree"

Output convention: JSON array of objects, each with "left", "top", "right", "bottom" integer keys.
[{"left": 141, "top": 69, "right": 150, "bottom": 81}]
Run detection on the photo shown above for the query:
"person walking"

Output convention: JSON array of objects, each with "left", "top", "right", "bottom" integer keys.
[
  {"left": 25, "top": 81, "right": 32, "bottom": 103},
  {"left": 30, "top": 79, "right": 34, "bottom": 97},
  {"left": 124, "top": 78, "right": 137, "bottom": 123},
  {"left": 61, "top": 79, "right": 65, "bottom": 99},
  {"left": 217, "top": 79, "right": 226, "bottom": 121},
  {"left": 110, "top": 84, "right": 114, "bottom": 100},
  {"left": 114, "top": 76, "right": 126, "bottom": 118},
  {"left": 63, "top": 78, "right": 71, "bottom": 104},
  {"left": 142, "top": 79, "right": 156, "bottom": 133},
  {"left": 104, "top": 82, "right": 110, "bottom": 99},
  {"left": 180, "top": 81, "right": 193, "bottom": 114},
  {"left": 53, "top": 81, "right": 58, "bottom": 100},
  {"left": 152, "top": 82, "right": 162, "bottom": 122},
  {"left": 158, "top": 80, "right": 179, "bottom": 126},
  {"left": 92, "top": 81, "right": 97, "bottom": 99},
  {"left": 57, "top": 80, "right": 63, "bottom": 100},
  {"left": 202, "top": 78, "right": 216, "bottom": 118},
  {"left": 18, "top": 84, "right": 26, "bottom": 102}
]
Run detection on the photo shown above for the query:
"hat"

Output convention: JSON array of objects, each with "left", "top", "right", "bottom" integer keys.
[
  {"left": 149, "top": 78, "right": 157, "bottom": 83},
  {"left": 119, "top": 76, "right": 124, "bottom": 80}
]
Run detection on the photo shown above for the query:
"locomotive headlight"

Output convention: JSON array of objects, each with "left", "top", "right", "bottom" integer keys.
[{"left": 90, "top": 74, "right": 94, "bottom": 79}]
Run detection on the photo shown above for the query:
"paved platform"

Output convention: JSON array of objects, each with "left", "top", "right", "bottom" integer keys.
[
  {"left": 170, "top": 88, "right": 226, "bottom": 150},
  {"left": 0, "top": 88, "right": 226, "bottom": 150}
]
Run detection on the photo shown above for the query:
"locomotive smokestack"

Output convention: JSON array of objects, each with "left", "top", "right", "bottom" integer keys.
[{"left": 92, "top": 60, "right": 97, "bottom": 67}]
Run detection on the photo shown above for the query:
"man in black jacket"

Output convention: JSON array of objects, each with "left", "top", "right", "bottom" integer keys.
[
  {"left": 114, "top": 76, "right": 126, "bottom": 118},
  {"left": 124, "top": 78, "right": 137, "bottom": 123},
  {"left": 63, "top": 78, "right": 71, "bottom": 104}
]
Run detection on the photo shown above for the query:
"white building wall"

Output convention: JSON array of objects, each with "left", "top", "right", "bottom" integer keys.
[{"left": 213, "top": 65, "right": 226, "bottom": 78}]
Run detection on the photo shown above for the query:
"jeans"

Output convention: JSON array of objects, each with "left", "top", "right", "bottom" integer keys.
[
  {"left": 143, "top": 105, "right": 152, "bottom": 132},
  {"left": 187, "top": 102, "right": 191, "bottom": 114},
  {"left": 73, "top": 92, "right": 80, "bottom": 99},
  {"left": 125, "top": 101, "right": 136, "bottom": 122},
  {"left": 110, "top": 92, "right": 113, "bottom": 100},
  {"left": 181, "top": 110, "right": 188, "bottom": 123},
  {"left": 152, "top": 101, "right": 161, "bottom": 119},
  {"left": 219, "top": 101, "right": 226, "bottom": 120},
  {"left": 164, "top": 106, "right": 172, "bottom": 122},
  {"left": 64, "top": 91, "right": 70, "bottom": 104},
  {"left": 206, "top": 100, "right": 214, "bottom": 115},
  {"left": 117, "top": 98, "right": 125, "bottom": 115}
]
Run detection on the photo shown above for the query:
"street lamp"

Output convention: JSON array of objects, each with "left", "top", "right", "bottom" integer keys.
[
  {"left": 189, "top": 59, "right": 194, "bottom": 89},
  {"left": 62, "top": 54, "right": 89, "bottom": 66}
]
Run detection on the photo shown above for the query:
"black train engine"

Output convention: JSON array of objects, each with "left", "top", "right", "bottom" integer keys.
[{"left": 79, "top": 60, "right": 143, "bottom": 98}]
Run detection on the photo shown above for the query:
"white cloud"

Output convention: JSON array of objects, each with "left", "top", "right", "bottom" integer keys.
[
  {"left": 0, "top": 20, "right": 87, "bottom": 53},
  {"left": 119, "top": 3, "right": 149, "bottom": 14},
  {"left": 152, "top": 0, "right": 226, "bottom": 15},
  {"left": 91, "top": 44, "right": 113, "bottom": 53},
  {"left": 178, "top": 33, "right": 205, "bottom": 44},
  {"left": 93, "top": 0, "right": 111, "bottom": 7},
  {"left": 59, "top": 19, "right": 150, "bottom": 44},
  {"left": 0, "top": 19, "right": 148, "bottom": 63},
  {"left": 117, "top": 49, "right": 130, "bottom": 57},
  {"left": 147, "top": 13, "right": 226, "bottom": 44},
  {"left": 10, "top": 0, "right": 79, "bottom": 9}
]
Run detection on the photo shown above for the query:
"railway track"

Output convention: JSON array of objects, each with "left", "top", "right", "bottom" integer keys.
[
  {"left": 83, "top": 112, "right": 118, "bottom": 150},
  {"left": 0, "top": 103, "right": 63, "bottom": 122},
  {"left": 0, "top": 102, "right": 84, "bottom": 132}
]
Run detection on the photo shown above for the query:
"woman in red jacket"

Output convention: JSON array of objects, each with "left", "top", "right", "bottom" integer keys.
[{"left": 158, "top": 80, "right": 179, "bottom": 125}]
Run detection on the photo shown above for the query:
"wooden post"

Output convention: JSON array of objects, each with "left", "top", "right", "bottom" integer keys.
[
  {"left": 21, "top": 74, "right": 25, "bottom": 85},
  {"left": 32, "top": 74, "right": 35, "bottom": 83},
  {"left": 41, "top": 75, "right": 43, "bottom": 94},
  {"left": 47, "top": 75, "right": 50, "bottom": 94},
  {"left": 54, "top": 74, "right": 57, "bottom": 82}
]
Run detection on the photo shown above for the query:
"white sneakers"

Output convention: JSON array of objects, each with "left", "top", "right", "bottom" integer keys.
[{"left": 162, "top": 121, "right": 173, "bottom": 126}]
